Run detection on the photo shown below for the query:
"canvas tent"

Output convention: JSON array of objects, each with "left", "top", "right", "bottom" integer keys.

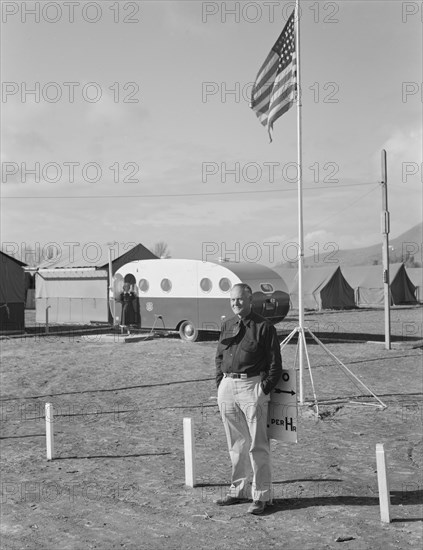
[
  {"left": 35, "top": 243, "right": 157, "bottom": 324},
  {"left": 0, "top": 251, "right": 26, "bottom": 331},
  {"left": 389, "top": 263, "right": 417, "bottom": 304},
  {"left": 343, "top": 263, "right": 417, "bottom": 307},
  {"left": 406, "top": 268, "right": 423, "bottom": 302},
  {"left": 289, "top": 266, "right": 355, "bottom": 310},
  {"left": 271, "top": 268, "right": 298, "bottom": 309}
]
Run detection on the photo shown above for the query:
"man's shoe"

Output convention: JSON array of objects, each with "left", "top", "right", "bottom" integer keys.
[
  {"left": 214, "top": 495, "right": 242, "bottom": 506},
  {"left": 247, "top": 500, "right": 266, "bottom": 515}
]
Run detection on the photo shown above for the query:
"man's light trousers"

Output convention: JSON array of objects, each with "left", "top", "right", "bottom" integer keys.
[{"left": 217, "top": 375, "right": 271, "bottom": 502}]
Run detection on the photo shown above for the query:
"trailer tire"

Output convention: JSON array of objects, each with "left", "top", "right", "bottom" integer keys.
[{"left": 179, "top": 320, "right": 200, "bottom": 342}]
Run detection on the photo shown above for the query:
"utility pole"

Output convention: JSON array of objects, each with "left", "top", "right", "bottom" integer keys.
[
  {"left": 107, "top": 242, "right": 117, "bottom": 326},
  {"left": 381, "top": 149, "right": 391, "bottom": 350}
]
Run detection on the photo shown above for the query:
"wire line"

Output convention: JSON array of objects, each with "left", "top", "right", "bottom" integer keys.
[{"left": 1, "top": 181, "right": 379, "bottom": 200}]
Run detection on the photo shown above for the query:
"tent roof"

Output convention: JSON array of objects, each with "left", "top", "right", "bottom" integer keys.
[
  {"left": 0, "top": 250, "right": 27, "bottom": 267},
  {"left": 270, "top": 268, "right": 298, "bottom": 292},
  {"left": 406, "top": 267, "right": 423, "bottom": 287},
  {"left": 293, "top": 266, "right": 340, "bottom": 288},
  {"left": 342, "top": 263, "right": 406, "bottom": 288},
  {"left": 37, "top": 243, "right": 157, "bottom": 270},
  {"left": 289, "top": 266, "right": 354, "bottom": 310}
]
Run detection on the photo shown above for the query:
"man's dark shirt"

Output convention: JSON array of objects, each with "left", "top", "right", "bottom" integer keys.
[{"left": 215, "top": 310, "right": 282, "bottom": 395}]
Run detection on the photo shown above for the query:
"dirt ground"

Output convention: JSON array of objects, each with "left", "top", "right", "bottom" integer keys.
[{"left": 1, "top": 307, "right": 422, "bottom": 550}]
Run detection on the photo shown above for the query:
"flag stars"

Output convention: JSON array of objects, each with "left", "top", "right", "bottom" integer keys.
[{"left": 250, "top": 9, "right": 297, "bottom": 139}]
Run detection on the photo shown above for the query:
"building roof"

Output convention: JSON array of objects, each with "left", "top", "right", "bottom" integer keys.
[
  {"left": 36, "top": 268, "right": 108, "bottom": 280},
  {"left": 37, "top": 242, "right": 157, "bottom": 271}
]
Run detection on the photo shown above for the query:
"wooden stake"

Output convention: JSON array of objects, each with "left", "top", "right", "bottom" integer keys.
[
  {"left": 376, "top": 443, "right": 391, "bottom": 523},
  {"left": 183, "top": 418, "right": 196, "bottom": 487},
  {"left": 45, "top": 403, "right": 54, "bottom": 460}
]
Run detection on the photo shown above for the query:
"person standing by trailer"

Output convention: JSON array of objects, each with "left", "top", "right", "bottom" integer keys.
[
  {"left": 119, "top": 282, "right": 137, "bottom": 326},
  {"left": 215, "top": 283, "right": 282, "bottom": 515}
]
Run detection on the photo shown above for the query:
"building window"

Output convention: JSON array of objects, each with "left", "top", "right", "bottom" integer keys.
[
  {"left": 260, "top": 283, "right": 274, "bottom": 293},
  {"left": 139, "top": 279, "right": 149, "bottom": 292},
  {"left": 200, "top": 278, "right": 212, "bottom": 293},
  {"left": 160, "top": 278, "right": 172, "bottom": 292},
  {"left": 219, "top": 278, "right": 232, "bottom": 292}
]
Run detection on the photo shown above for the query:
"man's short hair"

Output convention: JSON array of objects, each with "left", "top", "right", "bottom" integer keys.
[{"left": 231, "top": 283, "right": 253, "bottom": 298}]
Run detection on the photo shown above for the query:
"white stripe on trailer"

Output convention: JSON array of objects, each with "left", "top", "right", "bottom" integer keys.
[{"left": 114, "top": 259, "right": 243, "bottom": 298}]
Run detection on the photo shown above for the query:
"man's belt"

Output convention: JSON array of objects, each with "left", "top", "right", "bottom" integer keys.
[{"left": 223, "top": 372, "right": 261, "bottom": 379}]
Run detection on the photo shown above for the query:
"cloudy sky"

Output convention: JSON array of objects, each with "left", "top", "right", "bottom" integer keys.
[{"left": 1, "top": 0, "right": 422, "bottom": 266}]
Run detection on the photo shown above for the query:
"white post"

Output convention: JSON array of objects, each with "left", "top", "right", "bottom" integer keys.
[
  {"left": 376, "top": 443, "right": 391, "bottom": 523},
  {"left": 183, "top": 417, "right": 196, "bottom": 487},
  {"left": 45, "top": 403, "right": 54, "bottom": 460},
  {"left": 295, "top": 0, "right": 305, "bottom": 403},
  {"left": 45, "top": 305, "right": 51, "bottom": 334}
]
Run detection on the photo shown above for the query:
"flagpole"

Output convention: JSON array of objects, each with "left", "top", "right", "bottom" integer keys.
[
  {"left": 251, "top": 2, "right": 386, "bottom": 412},
  {"left": 295, "top": 0, "right": 305, "bottom": 404}
]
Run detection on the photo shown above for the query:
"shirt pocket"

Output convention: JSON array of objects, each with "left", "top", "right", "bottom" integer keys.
[
  {"left": 241, "top": 340, "right": 257, "bottom": 352},
  {"left": 239, "top": 339, "right": 259, "bottom": 363}
]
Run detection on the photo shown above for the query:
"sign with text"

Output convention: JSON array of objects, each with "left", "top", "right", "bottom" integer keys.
[{"left": 268, "top": 369, "right": 297, "bottom": 443}]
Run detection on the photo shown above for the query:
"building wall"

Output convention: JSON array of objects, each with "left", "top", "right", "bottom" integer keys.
[{"left": 35, "top": 270, "right": 108, "bottom": 324}]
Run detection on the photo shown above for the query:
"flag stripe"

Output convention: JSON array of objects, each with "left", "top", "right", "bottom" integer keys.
[
  {"left": 253, "top": 69, "right": 296, "bottom": 127},
  {"left": 253, "top": 56, "right": 296, "bottom": 112},
  {"left": 250, "top": 10, "right": 296, "bottom": 139},
  {"left": 252, "top": 54, "right": 280, "bottom": 94}
]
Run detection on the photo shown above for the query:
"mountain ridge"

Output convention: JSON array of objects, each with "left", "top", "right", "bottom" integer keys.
[{"left": 276, "top": 222, "right": 422, "bottom": 268}]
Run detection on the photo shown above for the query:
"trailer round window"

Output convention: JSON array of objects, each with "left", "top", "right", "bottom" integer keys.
[
  {"left": 260, "top": 283, "right": 274, "bottom": 293},
  {"left": 160, "top": 278, "right": 172, "bottom": 292},
  {"left": 139, "top": 279, "right": 149, "bottom": 292},
  {"left": 200, "top": 278, "right": 212, "bottom": 293},
  {"left": 219, "top": 278, "right": 232, "bottom": 292}
]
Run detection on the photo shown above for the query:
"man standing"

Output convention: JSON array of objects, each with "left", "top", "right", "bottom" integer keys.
[{"left": 215, "top": 283, "right": 282, "bottom": 515}]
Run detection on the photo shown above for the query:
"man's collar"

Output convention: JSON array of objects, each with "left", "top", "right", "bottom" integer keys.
[{"left": 238, "top": 310, "right": 253, "bottom": 326}]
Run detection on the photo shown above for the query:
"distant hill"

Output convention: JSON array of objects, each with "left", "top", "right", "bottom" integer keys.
[{"left": 277, "top": 222, "right": 422, "bottom": 268}]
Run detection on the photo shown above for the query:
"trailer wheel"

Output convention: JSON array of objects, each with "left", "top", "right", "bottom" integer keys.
[{"left": 179, "top": 320, "right": 199, "bottom": 342}]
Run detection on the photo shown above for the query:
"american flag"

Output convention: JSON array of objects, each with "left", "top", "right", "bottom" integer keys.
[{"left": 250, "top": 10, "right": 297, "bottom": 140}]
